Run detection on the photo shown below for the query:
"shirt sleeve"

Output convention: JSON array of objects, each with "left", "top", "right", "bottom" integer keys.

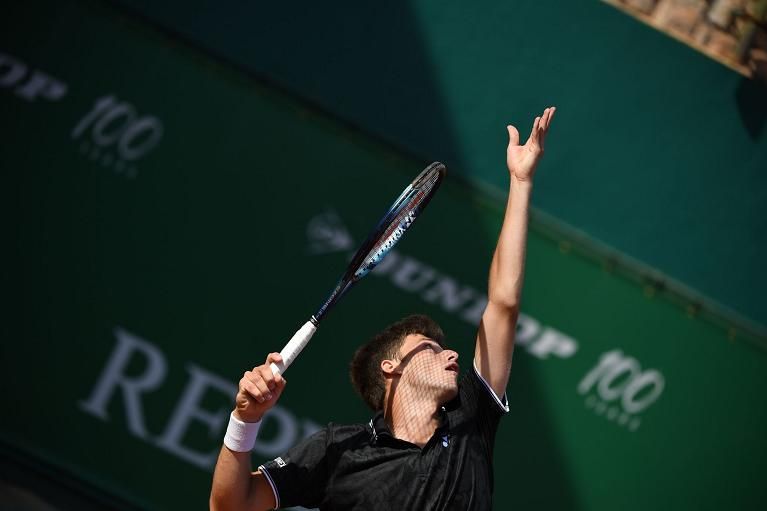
[
  {"left": 258, "top": 428, "right": 329, "bottom": 509},
  {"left": 471, "top": 360, "right": 510, "bottom": 415},
  {"left": 451, "top": 363, "right": 509, "bottom": 454}
]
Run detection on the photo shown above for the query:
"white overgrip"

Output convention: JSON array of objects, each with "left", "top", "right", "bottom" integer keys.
[{"left": 269, "top": 320, "right": 318, "bottom": 376}]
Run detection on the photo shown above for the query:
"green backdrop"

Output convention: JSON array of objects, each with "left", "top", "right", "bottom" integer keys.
[
  {"left": 2, "top": 1, "right": 766, "bottom": 510},
  {"left": 105, "top": 0, "right": 767, "bottom": 331}
]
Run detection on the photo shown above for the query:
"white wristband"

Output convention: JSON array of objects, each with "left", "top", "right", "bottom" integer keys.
[{"left": 224, "top": 412, "right": 261, "bottom": 452}]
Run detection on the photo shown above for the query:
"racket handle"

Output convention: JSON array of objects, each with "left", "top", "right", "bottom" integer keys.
[{"left": 270, "top": 320, "right": 318, "bottom": 376}]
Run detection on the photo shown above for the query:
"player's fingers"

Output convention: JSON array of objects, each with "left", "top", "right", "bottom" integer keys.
[
  {"left": 527, "top": 116, "right": 540, "bottom": 146},
  {"left": 540, "top": 107, "right": 556, "bottom": 147},
  {"left": 542, "top": 107, "right": 554, "bottom": 131},
  {"left": 507, "top": 125, "right": 519, "bottom": 147},
  {"left": 240, "top": 373, "right": 268, "bottom": 403},
  {"left": 257, "top": 364, "right": 278, "bottom": 391},
  {"left": 545, "top": 106, "right": 556, "bottom": 130},
  {"left": 254, "top": 377, "right": 273, "bottom": 401},
  {"left": 541, "top": 108, "right": 551, "bottom": 130},
  {"left": 265, "top": 352, "right": 285, "bottom": 384}
]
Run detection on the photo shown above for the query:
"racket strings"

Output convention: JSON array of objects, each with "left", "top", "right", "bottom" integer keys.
[{"left": 358, "top": 171, "right": 441, "bottom": 274}]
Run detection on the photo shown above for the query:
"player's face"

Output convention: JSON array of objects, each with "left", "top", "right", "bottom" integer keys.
[{"left": 396, "top": 334, "right": 459, "bottom": 402}]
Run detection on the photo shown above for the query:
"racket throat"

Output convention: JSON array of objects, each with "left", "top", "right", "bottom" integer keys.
[{"left": 314, "top": 280, "right": 353, "bottom": 322}]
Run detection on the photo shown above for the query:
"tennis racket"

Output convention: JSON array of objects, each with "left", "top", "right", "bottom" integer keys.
[{"left": 270, "top": 162, "right": 446, "bottom": 376}]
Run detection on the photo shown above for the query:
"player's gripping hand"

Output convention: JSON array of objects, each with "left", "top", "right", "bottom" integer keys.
[{"left": 234, "top": 353, "right": 287, "bottom": 423}]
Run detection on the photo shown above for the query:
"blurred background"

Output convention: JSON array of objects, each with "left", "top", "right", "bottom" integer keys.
[{"left": 2, "top": 0, "right": 766, "bottom": 509}]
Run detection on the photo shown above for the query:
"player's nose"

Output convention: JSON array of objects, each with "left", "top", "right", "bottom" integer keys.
[{"left": 446, "top": 350, "right": 458, "bottom": 362}]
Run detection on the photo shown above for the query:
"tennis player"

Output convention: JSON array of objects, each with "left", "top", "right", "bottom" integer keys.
[{"left": 211, "top": 107, "right": 556, "bottom": 510}]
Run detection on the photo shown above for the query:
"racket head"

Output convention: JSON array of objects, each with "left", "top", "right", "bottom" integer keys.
[
  {"left": 351, "top": 162, "right": 445, "bottom": 279},
  {"left": 313, "top": 162, "right": 445, "bottom": 321}
]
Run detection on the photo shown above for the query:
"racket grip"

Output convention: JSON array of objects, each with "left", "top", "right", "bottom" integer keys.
[{"left": 270, "top": 320, "right": 318, "bottom": 376}]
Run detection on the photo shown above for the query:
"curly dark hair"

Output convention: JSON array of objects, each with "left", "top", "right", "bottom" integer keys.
[{"left": 349, "top": 314, "right": 444, "bottom": 411}]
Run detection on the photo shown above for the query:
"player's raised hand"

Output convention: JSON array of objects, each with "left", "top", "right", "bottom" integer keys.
[
  {"left": 506, "top": 106, "right": 555, "bottom": 183},
  {"left": 234, "top": 353, "right": 287, "bottom": 423}
]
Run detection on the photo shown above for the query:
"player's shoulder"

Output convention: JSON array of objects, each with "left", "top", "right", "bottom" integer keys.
[
  {"left": 455, "top": 365, "right": 481, "bottom": 394},
  {"left": 455, "top": 363, "right": 509, "bottom": 414},
  {"left": 324, "top": 420, "right": 374, "bottom": 448}
]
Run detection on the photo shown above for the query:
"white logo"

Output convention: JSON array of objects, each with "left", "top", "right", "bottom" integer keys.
[
  {"left": 306, "top": 210, "right": 354, "bottom": 254},
  {"left": 71, "top": 94, "right": 164, "bottom": 180},
  {"left": 578, "top": 349, "right": 665, "bottom": 431},
  {"left": 79, "top": 328, "right": 321, "bottom": 470},
  {"left": 0, "top": 51, "right": 68, "bottom": 102},
  {"left": 275, "top": 457, "right": 287, "bottom": 467}
]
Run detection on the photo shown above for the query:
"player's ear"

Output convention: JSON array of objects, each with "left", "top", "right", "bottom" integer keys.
[{"left": 381, "top": 358, "right": 398, "bottom": 376}]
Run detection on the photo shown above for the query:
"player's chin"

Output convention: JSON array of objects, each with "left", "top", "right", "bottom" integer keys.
[{"left": 438, "top": 382, "right": 459, "bottom": 402}]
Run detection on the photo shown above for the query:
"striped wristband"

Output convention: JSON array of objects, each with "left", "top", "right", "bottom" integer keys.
[{"left": 224, "top": 412, "right": 261, "bottom": 452}]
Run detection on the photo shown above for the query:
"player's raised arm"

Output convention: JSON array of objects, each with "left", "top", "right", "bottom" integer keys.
[
  {"left": 474, "top": 107, "right": 556, "bottom": 397},
  {"left": 210, "top": 353, "right": 287, "bottom": 511}
]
